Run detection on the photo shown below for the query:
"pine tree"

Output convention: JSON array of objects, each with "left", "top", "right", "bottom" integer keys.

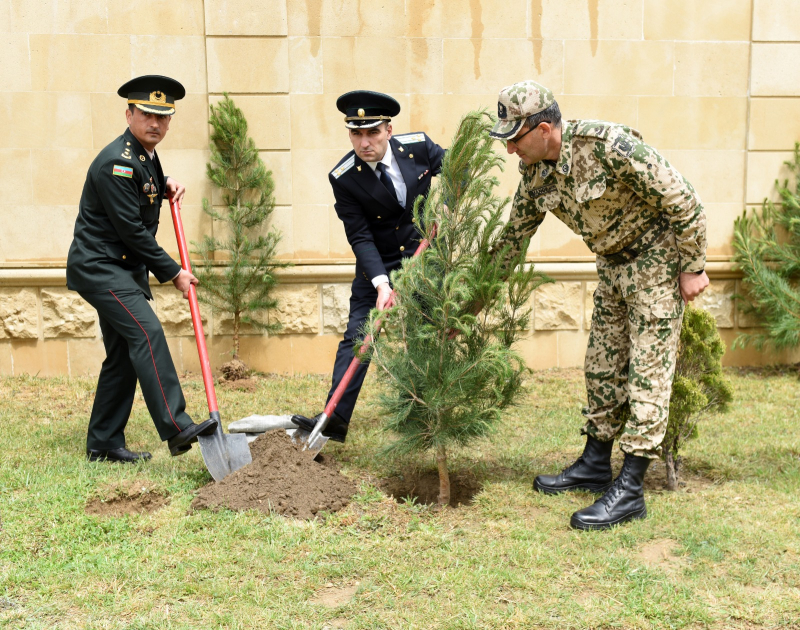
[
  {"left": 662, "top": 306, "right": 733, "bottom": 490},
  {"left": 192, "top": 94, "right": 289, "bottom": 365},
  {"left": 732, "top": 143, "right": 800, "bottom": 351},
  {"left": 366, "top": 111, "right": 551, "bottom": 506}
]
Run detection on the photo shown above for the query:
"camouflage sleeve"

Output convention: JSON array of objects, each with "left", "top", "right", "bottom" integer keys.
[
  {"left": 492, "top": 163, "right": 547, "bottom": 277},
  {"left": 604, "top": 130, "right": 707, "bottom": 273}
]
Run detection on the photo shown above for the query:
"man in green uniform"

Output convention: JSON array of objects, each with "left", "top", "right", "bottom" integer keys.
[
  {"left": 67, "top": 75, "right": 217, "bottom": 463},
  {"left": 489, "top": 80, "right": 709, "bottom": 530}
]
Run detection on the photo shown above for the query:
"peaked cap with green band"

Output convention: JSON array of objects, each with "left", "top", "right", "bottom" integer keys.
[
  {"left": 118, "top": 75, "right": 186, "bottom": 115},
  {"left": 336, "top": 90, "right": 401, "bottom": 129},
  {"left": 489, "top": 80, "right": 555, "bottom": 139}
]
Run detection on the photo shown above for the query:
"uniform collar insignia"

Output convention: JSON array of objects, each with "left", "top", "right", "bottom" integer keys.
[{"left": 555, "top": 121, "right": 574, "bottom": 177}]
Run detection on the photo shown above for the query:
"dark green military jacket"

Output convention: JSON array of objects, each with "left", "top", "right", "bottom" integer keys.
[{"left": 67, "top": 128, "right": 181, "bottom": 299}]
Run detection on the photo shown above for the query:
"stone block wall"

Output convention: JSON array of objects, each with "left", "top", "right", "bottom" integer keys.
[{"left": 2, "top": 0, "right": 800, "bottom": 375}]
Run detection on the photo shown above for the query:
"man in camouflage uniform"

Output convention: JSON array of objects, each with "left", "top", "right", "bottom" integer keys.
[{"left": 489, "top": 80, "right": 709, "bottom": 530}]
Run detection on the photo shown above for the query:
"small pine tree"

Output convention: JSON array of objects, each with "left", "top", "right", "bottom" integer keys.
[
  {"left": 192, "top": 94, "right": 289, "bottom": 362},
  {"left": 732, "top": 143, "right": 800, "bottom": 351},
  {"left": 662, "top": 305, "right": 733, "bottom": 490},
  {"left": 367, "top": 111, "right": 551, "bottom": 506}
]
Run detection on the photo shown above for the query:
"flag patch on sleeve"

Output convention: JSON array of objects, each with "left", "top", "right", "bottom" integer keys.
[{"left": 112, "top": 165, "right": 134, "bottom": 178}]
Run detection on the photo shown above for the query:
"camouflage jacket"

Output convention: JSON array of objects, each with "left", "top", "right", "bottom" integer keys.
[{"left": 495, "top": 119, "right": 707, "bottom": 275}]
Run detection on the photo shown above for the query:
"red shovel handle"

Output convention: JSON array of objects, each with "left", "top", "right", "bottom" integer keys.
[
  {"left": 323, "top": 223, "right": 437, "bottom": 417},
  {"left": 169, "top": 197, "right": 219, "bottom": 415}
]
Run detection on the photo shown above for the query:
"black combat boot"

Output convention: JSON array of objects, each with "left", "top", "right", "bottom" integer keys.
[
  {"left": 570, "top": 453, "right": 651, "bottom": 530},
  {"left": 533, "top": 435, "right": 614, "bottom": 495}
]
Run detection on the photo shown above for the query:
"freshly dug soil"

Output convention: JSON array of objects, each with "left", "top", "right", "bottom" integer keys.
[
  {"left": 220, "top": 359, "right": 248, "bottom": 381},
  {"left": 381, "top": 470, "right": 481, "bottom": 507},
  {"left": 192, "top": 430, "right": 356, "bottom": 519},
  {"left": 86, "top": 479, "right": 169, "bottom": 516}
]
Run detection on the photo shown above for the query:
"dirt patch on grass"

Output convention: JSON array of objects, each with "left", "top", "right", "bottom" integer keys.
[
  {"left": 637, "top": 538, "right": 683, "bottom": 573},
  {"left": 310, "top": 583, "right": 359, "bottom": 609},
  {"left": 219, "top": 377, "right": 259, "bottom": 393},
  {"left": 380, "top": 470, "right": 481, "bottom": 507},
  {"left": 86, "top": 479, "right": 169, "bottom": 516},
  {"left": 643, "top": 459, "right": 714, "bottom": 493},
  {"left": 191, "top": 430, "right": 356, "bottom": 519}
]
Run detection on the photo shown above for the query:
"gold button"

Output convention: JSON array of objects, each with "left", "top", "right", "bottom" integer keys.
[
  {"left": 395, "top": 226, "right": 399, "bottom": 230},
  {"left": 409, "top": 154, "right": 414, "bottom": 158},
  {"left": 126, "top": 142, "right": 131, "bottom": 146},
  {"left": 377, "top": 216, "right": 381, "bottom": 219},
  {"left": 122, "top": 255, "right": 127, "bottom": 260},
  {"left": 399, "top": 246, "right": 405, "bottom": 252}
]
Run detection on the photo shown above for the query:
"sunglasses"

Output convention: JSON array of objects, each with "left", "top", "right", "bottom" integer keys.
[{"left": 506, "top": 121, "right": 549, "bottom": 145}]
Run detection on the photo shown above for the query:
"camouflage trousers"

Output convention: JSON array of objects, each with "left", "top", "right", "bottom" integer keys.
[{"left": 581, "top": 251, "right": 685, "bottom": 458}]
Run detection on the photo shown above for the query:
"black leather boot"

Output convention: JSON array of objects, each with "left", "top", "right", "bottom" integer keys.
[
  {"left": 291, "top": 412, "right": 348, "bottom": 443},
  {"left": 534, "top": 435, "right": 614, "bottom": 495},
  {"left": 167, "top": 418, "right": 219, "bottom": 456},
  {"left": 87, "top": 447, "right": 152, "bottom": 463},
  {"left": 570, "top": 453, "right": 651, "bottom": 531}
]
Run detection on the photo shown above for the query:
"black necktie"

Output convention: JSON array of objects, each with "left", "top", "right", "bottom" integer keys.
[{"left": 376, "top": 162, "right": 398, "bottom": 203}]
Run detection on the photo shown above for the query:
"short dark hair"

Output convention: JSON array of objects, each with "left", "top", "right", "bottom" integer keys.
[
  {"left": 524, "top": 101, "right": 561, "bottom": 131},
  {"left": 128, "top": 104, "right": 136, "bottom": 113}
]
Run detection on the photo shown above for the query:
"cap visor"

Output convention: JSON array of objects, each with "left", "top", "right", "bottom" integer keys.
[
  {"left": 489, "top": 119, "right": 523, "bottom": 139},
  {"left": 345, "top": 119, "right": 386, "bottom": 129},
  {"left": 135, "top": 103, "right": 175, "bottom": 115}
]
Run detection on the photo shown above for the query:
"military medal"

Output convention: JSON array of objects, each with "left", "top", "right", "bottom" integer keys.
[
  {"left": 143, "top": 183, "right": 150, "bottom": 193},
  {"left": 146, "top": 179, "right": 157, "bottom": 204}
]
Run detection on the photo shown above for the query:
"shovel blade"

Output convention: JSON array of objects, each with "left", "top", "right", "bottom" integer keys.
[
  {"left": 198, "top": 424, "right": 253, "bottom": 482},
  {"left": 286, "top": 427, "right": 329, "bottom": 457}
]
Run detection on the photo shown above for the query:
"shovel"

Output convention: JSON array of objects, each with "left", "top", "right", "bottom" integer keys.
[
  {"left": 293, "top": 224, "right": 438, "bottom": 455},
  {"left": 169, "top": 197, "right": 253, "bottom": 481}
]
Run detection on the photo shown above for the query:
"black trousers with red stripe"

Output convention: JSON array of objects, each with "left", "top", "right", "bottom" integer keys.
[{"left": 79, "top": 289, "right": 193, "bottom": 450}]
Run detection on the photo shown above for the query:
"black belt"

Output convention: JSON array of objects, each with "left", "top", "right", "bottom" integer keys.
[{"left": 602, "top": 215, "right": 670, "bottom": 265}]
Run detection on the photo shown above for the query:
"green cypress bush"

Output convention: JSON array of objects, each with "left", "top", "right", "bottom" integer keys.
[
  {"left": 662, "top": 306, "right": 733, "bottom": 490},
  {"left": 192, "top": 94, "right": 289, "bottom": 364},
  {"left": 366, "top": 111, "right": 551, "bottom": 506}
]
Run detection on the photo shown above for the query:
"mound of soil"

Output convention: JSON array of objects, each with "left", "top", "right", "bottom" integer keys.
[
  {"left": 86, "top": 479, "right": 169, "bottom": 516},
  {"left": 192, "top": 430, "right": 356, "bottom": 519},
  {"left": 381, "top": 470, "right": 481, "bottom": 507},
  {"left": 220, "top": 359, "right": 248, "bottom": 381}
]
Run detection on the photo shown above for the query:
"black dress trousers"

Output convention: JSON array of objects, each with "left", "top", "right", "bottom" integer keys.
[{"left": 79, "top": 289, "right": 193, "bottom": 450}]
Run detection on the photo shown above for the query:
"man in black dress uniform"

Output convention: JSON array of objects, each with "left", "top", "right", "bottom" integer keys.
[
  {"left": 292, "top": 90, "right": 446, "bottom": 442},
  {"left": 67, "top": 75, "right": 217, "bottom": 463}
]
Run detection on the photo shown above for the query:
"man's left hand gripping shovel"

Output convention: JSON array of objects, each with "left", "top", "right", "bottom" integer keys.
[
  {"left": 292, "top": 224, "right": 437, "bottom": 456},
  {"left": 169, "top": 197, "right": 252, "bottom": 481}
]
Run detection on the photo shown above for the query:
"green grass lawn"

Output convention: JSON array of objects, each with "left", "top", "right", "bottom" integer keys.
[{"left": 1, "top": 368, "right": 799, "bottom": 629}]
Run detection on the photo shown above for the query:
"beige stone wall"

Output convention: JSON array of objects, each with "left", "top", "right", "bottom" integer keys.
[{"left": 1, "top": 0, "right": 799, "bottom": 376}]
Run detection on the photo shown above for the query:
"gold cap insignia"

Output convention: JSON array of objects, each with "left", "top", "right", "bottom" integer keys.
[
  {"left": 151, "top": 91, "right": 166, "bottom": 104},
  {"left": 357, "top": 108, "right": 365, "bottom": 117}
]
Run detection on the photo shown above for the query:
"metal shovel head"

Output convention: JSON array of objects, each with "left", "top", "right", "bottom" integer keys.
[
  {"left": 285, "top": 427, "right": 329, "bottom": 457},
  {"left": 198, "top": 424, "right": 253, "bottom": 482}
]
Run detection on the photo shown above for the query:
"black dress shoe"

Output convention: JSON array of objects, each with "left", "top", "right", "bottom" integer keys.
[
  {"left": 87, "top": 447, "right": 152, "bottom": 463},
  {"left": 167, "top": 418, "right": 218, "bottom": 456},
  {"left": 290, "top": 411, "right": 348, "bottom": 443},
  {"left": 534, "top": 435, "right": 614, "bottom": 495},
  {"left": 570, "top": 453, "right": 651, "bottom": 531}
]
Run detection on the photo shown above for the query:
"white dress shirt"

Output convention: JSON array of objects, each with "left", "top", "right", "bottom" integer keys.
[{"left": 365, "top": 145, "right": 407, "bottom": 288}]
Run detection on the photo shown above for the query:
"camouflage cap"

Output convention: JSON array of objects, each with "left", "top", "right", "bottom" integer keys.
[{"left": 489, "top": 80, "right": 555, "bottom": 139}]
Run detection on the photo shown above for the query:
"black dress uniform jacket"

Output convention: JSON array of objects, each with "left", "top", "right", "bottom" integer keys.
[
  {"left": 67, "top": 128, "right": 181, "bottom": 299},
  {"left": 329, "top": 132, "right": 446, "bottom": 281},
  {"left": 318, "top": 132, "right": 445, "bottom": 427}
]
